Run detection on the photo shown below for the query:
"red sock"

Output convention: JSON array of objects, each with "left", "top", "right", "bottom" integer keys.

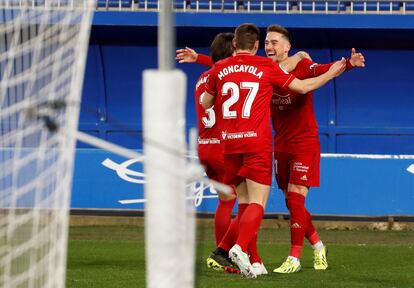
[
  {"left": 248, "top": 232, "right": 261, "bottom": 263},
  {"left": 287, "top": 192, "right": 307, "bottom": 259},
  {"left": 305, "top": 208, "right": 320, "bottom": 245},
  {"left": 214, "top": 197, "right": 236, "bottom": 246},
  {"left": 218, "top": 203, "right": 248, "bottom": 251},
  {"left": 236, "top": 203, "right": 264, "bottom": 252}
]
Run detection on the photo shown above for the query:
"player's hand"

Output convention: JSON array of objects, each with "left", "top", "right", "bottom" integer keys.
[
  {"left": 295, "top": 51, "right": 312, "bottom": 61},
  {"left": 349, "top": 48, "right": 366, "bottom": 67},
  {"left": 329, "top": 57, "right": 347, "bottom": 77},
  {"left": 175, "top": 47, "right": 198, "bottom": 63}
]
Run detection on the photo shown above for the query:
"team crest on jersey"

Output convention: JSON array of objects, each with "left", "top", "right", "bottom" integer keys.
[
  {"left": 278, "top": 64, "right": 289, "bottom": 74},
  {"left": 309, "top": 63, "right": 318, "bottom": 70}
]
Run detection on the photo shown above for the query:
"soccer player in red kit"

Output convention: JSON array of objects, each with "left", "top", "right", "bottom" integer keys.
[
  {"left": 194, "top": 33, "right": 239, "bottom": 268},
  {"left": 177, "top": 44, "right": 313, "bottom": 276},
  {"left": 265, "top": 25, "right": 366, "bottom": 273},
  {"left": 203, "top": 23, "right": 346, "bottom": 278}
]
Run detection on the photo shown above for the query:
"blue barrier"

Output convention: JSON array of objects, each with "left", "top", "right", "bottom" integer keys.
[{"left": 71, "top": 149, "right": 414, "bottom": 216}]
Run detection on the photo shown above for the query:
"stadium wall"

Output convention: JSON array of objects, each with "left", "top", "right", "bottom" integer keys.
[
  {"left": 72, "top": 11, "right": 414, "bottom": 215},
  {"left": 80, "top": 12, "right": 414, "bottom": 154}
]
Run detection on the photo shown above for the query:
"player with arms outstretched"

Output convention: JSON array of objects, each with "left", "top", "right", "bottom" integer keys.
[
  {"left": 265, "top": 25, "right": 366, "bottom": 273},
  {"left": 203, "top": 23, "right": 346, "bottom": 278}
]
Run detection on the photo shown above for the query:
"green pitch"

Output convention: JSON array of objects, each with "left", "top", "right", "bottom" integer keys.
[{"left": 66, "top": 225, "right": 414, "bottom": 288}]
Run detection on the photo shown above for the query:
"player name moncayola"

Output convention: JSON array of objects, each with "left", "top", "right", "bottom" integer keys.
[{"left": 218, "top": 65, "right": 263, "bottom": 80}]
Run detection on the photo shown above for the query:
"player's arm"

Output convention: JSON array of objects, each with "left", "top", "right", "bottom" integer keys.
[
  {"left": 202, "top": 67, "right": 217, "bottom": 109},
  {"left": 201, "top": 91, "right": 215, "bottom": 109},
  {"left": 288, "top": 58, "right": 346, "bottom": 94},
  {"left": 302, "top": 48, "right": 365, "bottom": 77},
  {"left": 175, "top": 46, "right": 213, "bottom": 67},
  {"left": 280, "top": 51, "right": 312, "bottom": 72}
]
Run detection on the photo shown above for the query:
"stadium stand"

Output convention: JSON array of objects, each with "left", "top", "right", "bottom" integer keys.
[
  {"left": 299, "top": 1, "right": 347, "bottom": 12},
  {"left": 243, "top": 0, "right": 291, "bottom": 12},
  {"left": 350, "top": 1, "right": 400, "bottom": 13}
]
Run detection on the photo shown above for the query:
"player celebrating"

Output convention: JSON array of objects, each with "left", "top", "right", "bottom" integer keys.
[
  {"left": 193, "top": 32, "right": 238, "bottom": 262},
  {"left": 178, "top": 37, "right": 313, "bottom": 276},
  {"left": 264, "top": 25, "right": 366, "bottom": 273},
  {"left": 203, "top": 23, "right": 346, "bottom": 278},
  {"left": 177, "top": 40, "right": 314, "bottom": 276}
]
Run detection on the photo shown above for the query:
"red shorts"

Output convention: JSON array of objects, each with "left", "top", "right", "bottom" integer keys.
[
  {"left": 274, "top": 150, "right": 320, "bottom": 190},
  {"left": 223, "top": 152, "right": 273, "bottom": 186},
  {"left": 199, "top": 157, "right": 225, "bottom": 183}
]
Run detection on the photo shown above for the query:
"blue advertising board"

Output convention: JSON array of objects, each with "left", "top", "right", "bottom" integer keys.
[{"left": 71, "top": 150, "right": 414, "bottom": 216}]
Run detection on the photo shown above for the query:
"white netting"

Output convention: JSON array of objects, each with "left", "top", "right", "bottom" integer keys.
[{"left": 0, "top": 1, "right": 94, "bottom": 287}]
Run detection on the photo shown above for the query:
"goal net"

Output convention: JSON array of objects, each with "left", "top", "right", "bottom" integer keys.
[{"left": 0, "top": 1, "right": 94, "bottom": 287}]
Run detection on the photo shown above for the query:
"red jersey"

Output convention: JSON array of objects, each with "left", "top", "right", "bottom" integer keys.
[
  {"left": 205, "top": 52, "right": 295, "bottom": 154},
  {"left": 195, "top": 69, "right": 223, "bottom": 158},
  {"left": 271, "top": 58, "right": 352, "bottom": 153}
]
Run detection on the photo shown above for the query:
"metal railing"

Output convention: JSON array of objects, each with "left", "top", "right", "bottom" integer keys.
[{"left": 2, "top": 0, "right": 414, "bottom": 14}]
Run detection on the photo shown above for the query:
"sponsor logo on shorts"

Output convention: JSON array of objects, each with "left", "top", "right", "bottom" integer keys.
[
  {"left": 293, "top": 162, "right": 309, "bottom": 173},
  {"left": 300, "top": 175, "right": 308, "bottom": 181},
  {"left": 221, "top": 131, "right": 257, "bottom": 140},
  {"left": 291, "top": 223, "right": 301, "bottom": 229},
  {"left": 198, "top": 137, "right": 220, "bottom": 145}
]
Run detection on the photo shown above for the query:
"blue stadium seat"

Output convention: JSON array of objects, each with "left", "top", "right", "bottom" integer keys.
[
  {"left": 244, "top": 0, "right": 291, "bottom": 12},
  {"left": 137, "top": 0, "right": 159, "bottom": 9},
  {"left": 351, "top": 1, "right": 400, "bottom": 12},
  {"left": 173, "top": 0, "right": 187, "bottom": 9},
  {"left": 223, "top": 0, "right": 239, "bottom": 10},
  {"left": 299, "top": 1, "right": 346, "bottom": 12},
  {"left": 403, "top": 1, "right": 414, "bottom": 11},
  {"left": 98, "top": 0, "right": 132, "bottom": 8},
  {"left": 190, "top": 0, "right": 223, "bottom": 10}
]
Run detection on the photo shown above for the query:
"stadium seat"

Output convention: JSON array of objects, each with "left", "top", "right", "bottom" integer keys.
[
  {"left": 189, "top": 0, "right": 223, "bottom": 10},
  {"left": 137, "top": 0, "right": 159, "bottom": 9},
  {"left": 244, "top": 0, "right": 291, "bottom": 12},
  {"left": 173, "top": 0, "right": 187, "bottom": 9},
  {"left": 223, "top": 0, "right": 240, "bottom": 10},
  {"left": 98, "top": 0, "right": 132, "bottom": 8},
  {"left": 299, "top": 1, "right": 346, "bottom": 12},
  {"left": 351, "top": 1, "right": 400, "bottom": 12},
  {"left": 403, "top": 1, "right": 414, "bottom": 11}
]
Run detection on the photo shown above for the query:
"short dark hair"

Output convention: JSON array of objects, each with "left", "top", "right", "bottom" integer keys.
[
  {"left": 210, "top": 32, "right": 234, "bottom": 63},
  {"left": 267, "top": 25, "right": 292, "bottom": 44},
  {"left": 234, "top": 23, "right": 260, "bottom": 51}
]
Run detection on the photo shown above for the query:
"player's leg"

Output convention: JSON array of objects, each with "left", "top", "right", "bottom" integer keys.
[
  {"left": 274, "top": 152, "right": 309, "bottom": 273},
  {"left": 304, "top": 151, "right": 328, "bottom": 270},
  {"left": 275, "top": 184, "right": 308, "bottom": 273},
  {"left": 247, "top": 177, "right": 271, "bottom": 276},
  {"left": 273, "top": 152, "right": 303, "bottom": 273},
  {"left": 207, "top": 154, "right": 244, "bottom": 273},
  {"left": 207, "top": 180, "right": 246, "bottom": 273},
  {"left": 211, "top": 157, "right": 237, "bottom": 246},
  {"left": 200, "top": 157, "right": 237, "bottom": 246},
  {"left": 274, "top": 150, "right": 327, "bottom": 273},
  {"left": 229, "top": 152, "right": 272, "bottom": 278}
]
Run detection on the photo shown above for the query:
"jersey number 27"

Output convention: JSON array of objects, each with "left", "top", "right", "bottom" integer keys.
[{"left": 222, "top": 82, "right": 259, "bottom": 119}]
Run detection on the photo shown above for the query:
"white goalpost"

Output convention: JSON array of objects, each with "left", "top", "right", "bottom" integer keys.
[
  {"left": 0, "top": 1, "right": 95, "bottom": 287},
  {"left": 143, "top": 1, "right": 194, "bottom": 287}
]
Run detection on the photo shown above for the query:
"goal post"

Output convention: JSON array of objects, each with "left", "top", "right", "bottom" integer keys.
[
  {"left": 0, "top": 1, "right": 95, "bottom": 287},
  {"left": 143, "top": 70, "right": 191, "bottom": 288}
]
